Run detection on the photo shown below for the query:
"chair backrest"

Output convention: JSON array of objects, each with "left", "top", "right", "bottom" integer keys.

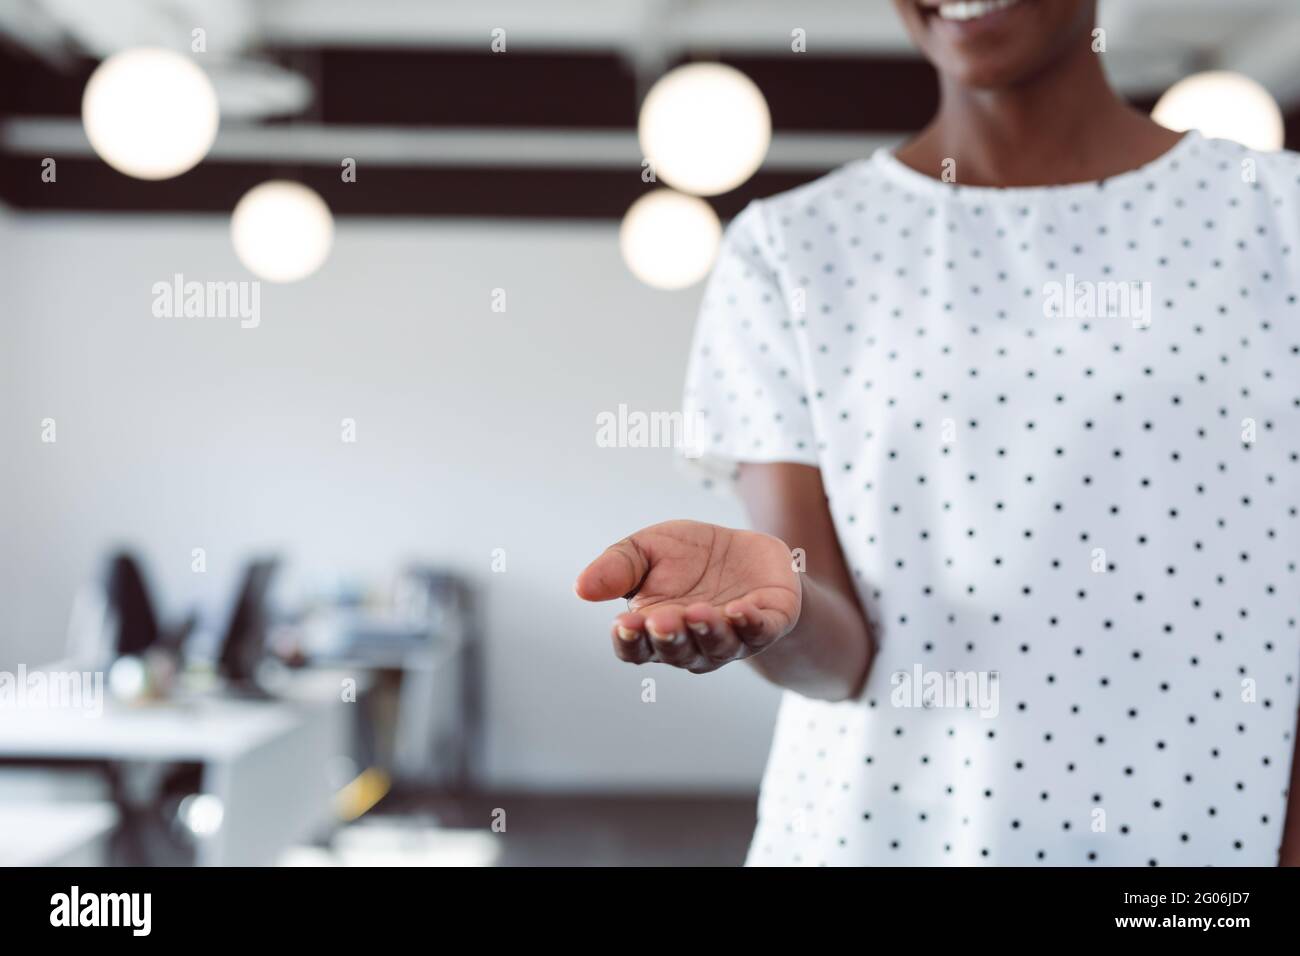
[
  {"left": 217, "top": 558, "right": 279, "bottom": 683},
  {"left": 106, "top": 552, "right": 162, "bottom": 656}
]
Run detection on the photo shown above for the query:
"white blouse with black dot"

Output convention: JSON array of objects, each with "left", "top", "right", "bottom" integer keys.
[{"left": 683, "top": 132, "right": 1300, "bottom": 866}]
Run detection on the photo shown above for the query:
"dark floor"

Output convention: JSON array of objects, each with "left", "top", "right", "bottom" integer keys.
[{"left": 378, "top": 790, "right": 758, "bottom": 866}]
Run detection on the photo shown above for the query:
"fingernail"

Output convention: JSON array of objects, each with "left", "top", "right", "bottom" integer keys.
[
  {"left": 646, "top": 622, "right": 664, "bottom": 640},
  {"left": 616, "top": 626, "right": 639, "bottom": 642},
  {"left": 688, "top": 621, "right": 710, "bottom": 636},
  {"left": 726, "top": 612, "right": 749, "bottom": 628}
]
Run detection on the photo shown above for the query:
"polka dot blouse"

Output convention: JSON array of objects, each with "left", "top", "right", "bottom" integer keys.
[{"left": 683, "top": 132, "right": 1300, "bottom": 866}]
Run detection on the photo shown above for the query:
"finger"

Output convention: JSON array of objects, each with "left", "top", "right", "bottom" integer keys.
[
  {"left": 611, "top": 613, "right": 653, "bottom": 665},
  {"left": 683, "top": 603, "right": 743, "bottom": 663},
  {"left": 644, "top": 606, "right": 704, "bottom": 669},
  {"left": 574, "top": 536, "right": 650, "bottom": 602},
  {"left": 723, "top": 599, "right": 785, "bottom": 651}
]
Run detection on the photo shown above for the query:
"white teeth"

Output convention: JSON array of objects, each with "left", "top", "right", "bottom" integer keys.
[{"left": 937, "top": 0, "right": 1022, "bottom": 22}]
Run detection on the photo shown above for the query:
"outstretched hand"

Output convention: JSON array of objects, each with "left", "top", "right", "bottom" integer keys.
[{"left": 575, "top": 520, "right": 802, "bottom": 673}]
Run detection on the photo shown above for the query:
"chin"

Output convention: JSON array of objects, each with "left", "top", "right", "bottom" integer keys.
[
  {"left": 942, "top": 55, "right": 1043, "bottom": 91},
  {"left": 896, "top": 0, "right": 1094, "bottom": 90}
]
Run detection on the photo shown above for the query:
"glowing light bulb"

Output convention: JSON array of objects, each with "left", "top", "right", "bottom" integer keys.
[
  {"left": 231, "top": 181, "right": 334, "bottom": 282},
  {"left": 82, "top": 48, "right": 219, "bottom": 180},
  {"left": 1153, "top": 71, "right": 1284, "bottom": 152},
  {"left": 620, "top": 189, "right": 721, "bottom": 290},
  {"left": 639, "top": 63, "right": 771, "bottom": 196}
]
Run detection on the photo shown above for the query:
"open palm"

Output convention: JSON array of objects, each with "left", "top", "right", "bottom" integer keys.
[{"left": 575, "top": 520, "right": 802, "bottom": 673}]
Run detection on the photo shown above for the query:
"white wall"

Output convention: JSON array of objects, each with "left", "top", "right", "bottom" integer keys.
[{"left": 0, "top": 213, "right": 781, "bottom": 791}]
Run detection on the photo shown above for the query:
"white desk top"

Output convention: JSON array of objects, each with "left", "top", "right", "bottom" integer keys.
[
  {"left": 0, "top": 698, "right": 302, "bottom": 762},
  {"left": 0, "top": 802, "right": 117, "bottom": 866}
]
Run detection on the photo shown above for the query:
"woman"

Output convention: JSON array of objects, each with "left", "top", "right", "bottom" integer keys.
[{"left": 577, "top": 0, "right": 1300, "bottom": 865}]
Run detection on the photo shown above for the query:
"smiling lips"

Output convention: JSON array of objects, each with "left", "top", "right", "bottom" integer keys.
[{"left": 923, "top": 0, "right": 1026, "bottom": 23}]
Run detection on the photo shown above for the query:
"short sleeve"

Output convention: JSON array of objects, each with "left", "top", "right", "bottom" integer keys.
[{"left": 680, "top": 200, "right": 819, "bottom": 488}]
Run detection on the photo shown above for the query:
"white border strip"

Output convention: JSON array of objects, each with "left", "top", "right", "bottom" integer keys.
[{"left": 0, "top": 118, "right": 901, "bottom": 171}]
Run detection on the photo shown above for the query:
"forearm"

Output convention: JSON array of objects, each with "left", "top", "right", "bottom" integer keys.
[
  {"left": 733, "top": 462, "right": 875, "bottom": 702},
  {"left": 746, "top": 573, "right": 874, "bottom": 702}
]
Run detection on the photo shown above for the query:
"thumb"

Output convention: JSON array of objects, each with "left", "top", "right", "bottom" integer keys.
[{"left": 574, "top": 536, "right": 650, "bottom": 602}]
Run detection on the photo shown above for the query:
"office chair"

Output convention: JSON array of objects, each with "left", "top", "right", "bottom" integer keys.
[
  {"left": 105, "top": 551, "right": 196, "bottom": 658},
  {"left": 216, "top": 557, "right": 280, "bottom": 686}
]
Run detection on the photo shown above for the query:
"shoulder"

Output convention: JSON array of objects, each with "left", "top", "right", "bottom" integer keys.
[
  {"left": 1183, "top": 134, "right": 1300, "bottom": 194},
  {"left": 748, "top": 161, "right": 873, "bottom": 225},
  {"left": 726, "top": 160, "right": 876, "bottom": 261}
]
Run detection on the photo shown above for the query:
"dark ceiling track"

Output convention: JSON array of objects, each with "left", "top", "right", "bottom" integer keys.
[
  {"left": 0, "top": 154, "right": 821, "bottom": 219},
  {"left": 293, "top": 48, "right": 942, "bottom": 131},
  {"left": 2, "top": 44, "right": 941, "bottom": 129}
]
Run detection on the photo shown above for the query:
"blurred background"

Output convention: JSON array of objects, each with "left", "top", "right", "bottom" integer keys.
[{"left": 2, "top": 0, "right": 1300, "bottom": 867}]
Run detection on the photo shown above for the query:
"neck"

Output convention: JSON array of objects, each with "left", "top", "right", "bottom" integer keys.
[{"left": 904, "top": 39, "right": 1178, "bottom": 187}]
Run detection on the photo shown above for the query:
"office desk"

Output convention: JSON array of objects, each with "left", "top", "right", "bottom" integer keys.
[
  {"left": 0, "top": 693, "right": 350, "bottom": 866},
  {"left": 0, "top": 803, "right": 117, "bottom": 866}
]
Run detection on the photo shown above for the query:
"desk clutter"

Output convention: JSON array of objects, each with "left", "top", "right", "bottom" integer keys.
[{"left": 0, "top": 549, "right": 481, "bottom": 866}]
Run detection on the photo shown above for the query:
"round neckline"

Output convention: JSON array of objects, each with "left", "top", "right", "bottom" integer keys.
[{"left": 868, "top": 130, "right": 1200, "bottom": 202}]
